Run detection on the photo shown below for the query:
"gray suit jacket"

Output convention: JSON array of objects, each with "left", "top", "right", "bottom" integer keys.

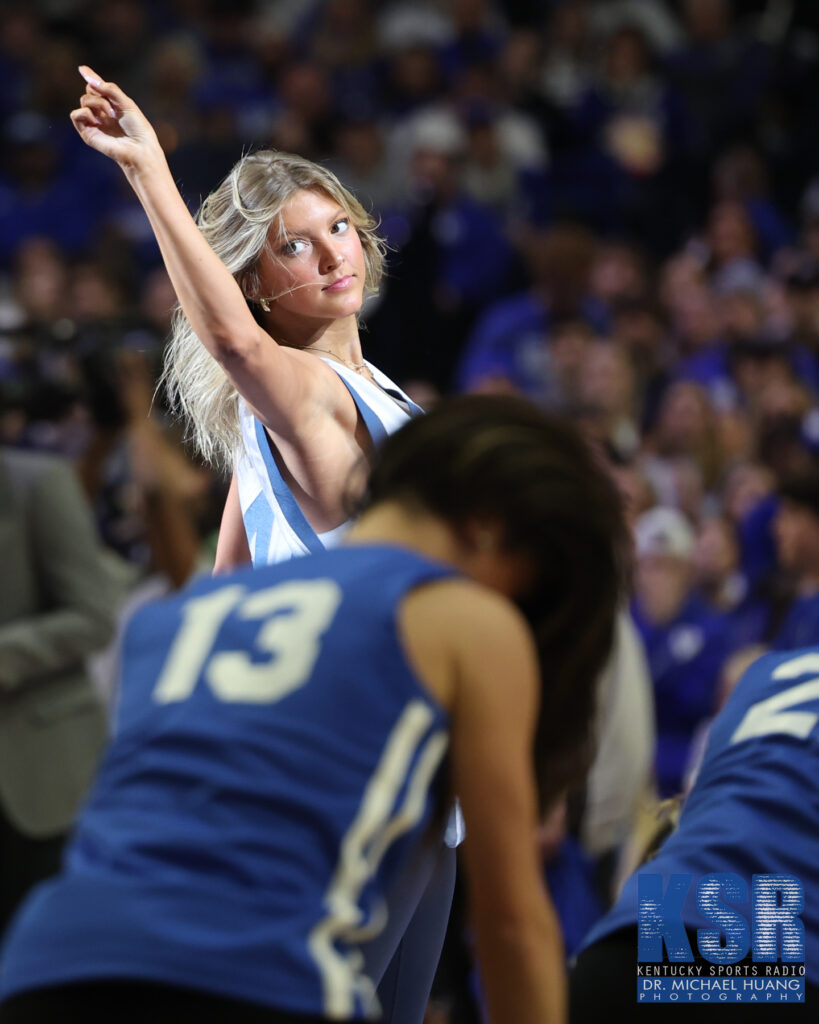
[{"left": 0, "top": 448, "right": 119, "bottom": 838}]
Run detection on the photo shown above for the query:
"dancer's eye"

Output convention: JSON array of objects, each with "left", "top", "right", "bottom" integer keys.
[
  {"left": 331, "top": 218, "right": 350, "bottom": 235},
  {"left": 282, "top": 238, "right": 310, "bottom": 257}
]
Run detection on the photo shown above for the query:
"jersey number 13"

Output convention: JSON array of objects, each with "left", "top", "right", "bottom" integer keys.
[{"left": 152, "top": 579, "right": 343, "bottom": 705}]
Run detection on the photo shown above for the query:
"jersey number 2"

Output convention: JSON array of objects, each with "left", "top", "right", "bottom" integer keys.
[
  {"left": 731, "top": 652, "right": 819, "bottom": 745},
  {"left": 152, "top": 579, "right": 343, "bottom": 705}
]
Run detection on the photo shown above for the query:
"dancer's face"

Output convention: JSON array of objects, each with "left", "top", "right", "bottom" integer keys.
[{"left": 257, "top": 189, "right": 366, "bottom": 324}]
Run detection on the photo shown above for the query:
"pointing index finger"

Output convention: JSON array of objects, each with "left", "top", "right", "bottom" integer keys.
[
  {"left": 78, "top": 65, "right": 128, "bottom": 118},
  {"left": 79, "top": 65, "right": 102, "bottom": 88}
]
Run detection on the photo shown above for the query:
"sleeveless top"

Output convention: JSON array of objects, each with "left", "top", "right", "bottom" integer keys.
[
  {"left": 236, "top": 359, "right": 423, "bottom": 566},
  {"left": 0, "top": 546, "right": 454, "bottom": 1019},
  {"left": 235, "top": 360, "right": 465, "bottom": 847}
]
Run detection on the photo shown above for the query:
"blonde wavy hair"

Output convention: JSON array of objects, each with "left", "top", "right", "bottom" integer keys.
[{"left": 162, "top": 150, "right": 387, "bottom": 470}]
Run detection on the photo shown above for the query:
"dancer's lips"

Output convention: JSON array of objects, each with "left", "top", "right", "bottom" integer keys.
[{"left": 323, "top": 275, "right": 354, "bottom": 292}]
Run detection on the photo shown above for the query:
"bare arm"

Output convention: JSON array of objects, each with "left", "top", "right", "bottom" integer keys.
[
  {"left": 69, "top": 67, "right": 332, "bottom": 438},
  {"left": 401, "top": 584, "right": 567, "bottom": 1024},
  {"left": 213, "top": 474, "right": 252, "bottom": 574},
  {"left": 453, "top": 596, "right": 567, "bottom": 1024}
]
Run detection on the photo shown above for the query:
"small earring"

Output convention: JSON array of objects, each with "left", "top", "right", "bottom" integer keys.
[{"left": 259, "top": 298, "right": 270, "bottom": 312}]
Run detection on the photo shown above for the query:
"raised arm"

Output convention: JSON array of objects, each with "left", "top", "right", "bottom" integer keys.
[{"left": 69, "top": 66, "right": 329, "bottom": 436}]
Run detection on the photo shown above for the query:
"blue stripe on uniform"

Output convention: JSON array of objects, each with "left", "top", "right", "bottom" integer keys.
[{"left": 253, "top": 377, "right": 395, "bottom": 553}]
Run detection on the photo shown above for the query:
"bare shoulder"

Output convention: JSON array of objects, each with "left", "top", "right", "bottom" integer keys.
[
  {"left": 398, "top": 578, "right": 538, "bottom": 713},
  {"left": 403, "top": 577, "right": 533, "bottom": 644}
]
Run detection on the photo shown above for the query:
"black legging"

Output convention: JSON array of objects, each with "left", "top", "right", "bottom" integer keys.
[
  {"left": 0, "top": 981, "right": 363, "bottom": 1024},
  {"left": 570, "top": 926, "right": 816, "bottom": 1022}
]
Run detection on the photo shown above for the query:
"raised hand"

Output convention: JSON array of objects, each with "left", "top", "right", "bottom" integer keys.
[{"left": 70, "top": 65, "right": 162, "bottom": 169}]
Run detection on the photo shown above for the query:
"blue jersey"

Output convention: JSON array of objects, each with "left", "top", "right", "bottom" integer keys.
[
  {"left": 582, "top": 648, "right": 819, "bottom": 983},
  {"left": 0, "top": 545, "right": 453, "bottom": 1019}
]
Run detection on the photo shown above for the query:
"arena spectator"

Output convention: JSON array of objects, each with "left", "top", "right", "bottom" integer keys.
[
  {"left": 456, "top": 223, "right": 605, "bottom": 397},
  {"left": 3, "top": 3, "right": 819, "bottom": 1015},
  {"left": 576, "top": 338, "right": 640, "bottom": 458},
  {"left": 380, "top": 107, "right": 514, "bottom": 390},
  {"left": 0, "top": 446, "right": 121, "bottom": 936},
  {"left": 631, "top": 506, "right": 729, "bottom": 797},
  {"left": 563, "top": 21, "right": 691, "bottom": 246},
  {"left": 643, "top": 379, "right": 724, "bottom": 492},
  {"left": 692, "top": 513, "right": 771, "bottom": 651},
  {"left": 770, "top": 470, "right": 819, "bottom": 649},
  {"left": 0, "top": 111, "right": 107, "bottom": 268}
]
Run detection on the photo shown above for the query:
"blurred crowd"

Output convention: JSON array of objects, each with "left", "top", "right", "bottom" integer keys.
[{"left": 4, "top": 0, "right": 819, "bottom": 1017}]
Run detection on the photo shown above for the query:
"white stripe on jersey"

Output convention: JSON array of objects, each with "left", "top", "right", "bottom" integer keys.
[{"left": 307, "top": 700, "right": 448, "bottom": 1018}]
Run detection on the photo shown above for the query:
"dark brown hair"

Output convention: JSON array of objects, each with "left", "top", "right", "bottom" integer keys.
[{"left": 361, "top": 395, "right": 629, "bottom": 811}]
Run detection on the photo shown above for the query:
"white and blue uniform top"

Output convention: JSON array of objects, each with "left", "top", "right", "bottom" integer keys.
[
  {"left": 581, "top": 647, "right": 819, "bottom": 984},
  {"left": 0, "top": 545, "right": 454, "bottom": 1019},
  {"left": 236, "top": 359, "right": 422, "bottom": 566}
]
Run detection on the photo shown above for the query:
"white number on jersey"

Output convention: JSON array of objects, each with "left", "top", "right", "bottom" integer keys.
[
  {"left": 731, "top": 653, "right": 819, "bottom": 745},
  {"left": 152, "top": 579, "right": 343, "bottom": 705}
]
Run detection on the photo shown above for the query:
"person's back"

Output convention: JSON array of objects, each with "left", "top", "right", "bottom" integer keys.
[
  {"left": 0, "top": 545, "right": 454, "bottom": 1019},
  {"left": 0, "top": 394, "right": 628, "bottom": 1024},
  {"left": 571, "top": 647, "right": 819, "bottom": 1020},
  {"left": 588, "top": 648, "right": 819, "bottom": 951}
]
